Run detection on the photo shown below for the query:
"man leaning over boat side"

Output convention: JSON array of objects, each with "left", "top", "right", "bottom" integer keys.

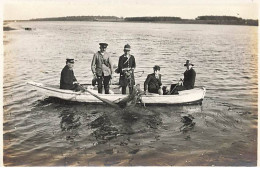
[
  {"left": 115, "top": 44, "right": 136, "bottom": 94},
  {"left": 144, "top": 65, "right": 163, "bottom": 95},
  {"left": 91, "top": 43, "right": 113, "bottom": 94},
  {"left": 60, "top": 58, "right": 85, "bottom": 92},
  {"left": 170, "top": 60, "right": 196, "bottom": 94}
]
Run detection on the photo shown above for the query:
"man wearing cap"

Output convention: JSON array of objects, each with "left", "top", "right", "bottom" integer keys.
[
  {"left": 116, "top": 44, "right": 136, "bottom": 94},
  {"left": 170, "top": 60, "right": 196, "bottom": 94},
  {"left": 91, "top": 43, "right": 113, "bottom": 94},
  {"left": 60, "top": 58, "right": 84, "bottom": 92},
  {"left": 144, "top": 65, "right": 163, "bottom": 95}
]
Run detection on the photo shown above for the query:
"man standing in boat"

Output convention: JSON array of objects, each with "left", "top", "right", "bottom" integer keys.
[
  {"left": 144, "top": 65, "right": 163, "bottom": 95},
  {"left": 91, "top": 43, "right": 113, "bottom": 94},
  {"left": 115, "top": 44, "right": 136, "bottom": 94},
  {"left": 170, "top": 60, "right": 196, "bottom": 94},
  {"left": 60, "top": 58, "right": 85, "bottom": 92}
]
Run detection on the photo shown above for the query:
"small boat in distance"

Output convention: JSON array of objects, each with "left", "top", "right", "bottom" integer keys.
[
  {"left": 24, "top": 27, "right": 32, "bottom": 31},
  {"left": 27, "top": 82, "right": 206, "bottom": 105}
]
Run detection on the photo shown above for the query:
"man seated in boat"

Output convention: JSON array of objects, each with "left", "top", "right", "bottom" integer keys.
[
  {"left": 170, "top": 60, "right": 196, "bottom": 94},
  {"left": 144, "top": 65, "right": 163, "bottom": 95},
  {"left": 60, "top": 58, "right": 85, "bottom": 92}
]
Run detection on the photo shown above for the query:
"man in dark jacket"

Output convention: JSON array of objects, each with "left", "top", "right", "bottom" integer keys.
[
  {"left": 170, "top": 60, "right": 196, "bottom": 94},
  {"left": 116, "top": 44, "right": 136, "bottom": 94},
  {"left": 144, "top": 65, "right": 163, "bottom": 95},
  {"left": 183, "top": 60, "right": 196, "bottom": 89},
  {"left": 60, "top": 58, "right": 84, "bottom": 92}
]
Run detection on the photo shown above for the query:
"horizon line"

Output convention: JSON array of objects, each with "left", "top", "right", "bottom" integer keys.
[{"left": 4, "top": 15, "right": 258, "bottom": 21}]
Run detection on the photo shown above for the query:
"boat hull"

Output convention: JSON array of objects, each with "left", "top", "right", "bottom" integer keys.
[{"left": 28, "top": 82, "right": 206, "bottom": 105}]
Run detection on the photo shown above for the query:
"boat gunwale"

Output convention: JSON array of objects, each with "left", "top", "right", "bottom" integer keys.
[
  {"left": 28, "top": 81, "right": 206, "bottom": 97},
  {"left": 47, "top": 97, "right": 204, "bottom": 106}
]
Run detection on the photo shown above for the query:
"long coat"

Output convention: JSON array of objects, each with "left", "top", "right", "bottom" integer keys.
[
  {"left": 183, "top": 68, "right": 196, "bottom": 89},
  {"left": 117, "top": 54, "right": 136, "bottom": 87},
  {"left": 60, "top": 65, "right": 77, "bottom": 90}
]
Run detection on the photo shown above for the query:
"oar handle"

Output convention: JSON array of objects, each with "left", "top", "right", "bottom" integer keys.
[{"left": 169, "top": 79, "right": 182, "bottom": 94}]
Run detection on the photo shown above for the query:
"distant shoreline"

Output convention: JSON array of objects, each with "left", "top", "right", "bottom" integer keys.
[
  {"left": 122, "top": 20, "right": 258, "bottom": 26},
  {"left": 4, "top": 20, "right": 258, "bottom": 27},
  {"left": 4, "top": 15, "right": 258, "bottom": 27},
  {"left": 3, "top": 26, "right": 16, "bottom": 31}
]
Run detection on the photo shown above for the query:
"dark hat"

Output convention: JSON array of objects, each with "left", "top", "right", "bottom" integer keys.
[
  {"left": 153, "top": 65, "right": 160, "bottom": 71},
  {"left": 99, "top": 43, "right": 108, "bottom": 48},
  {"left": 124, "top": 44, "right": 131, "bottom": 51},
  {"left": 184, "top": 60, "right": 194, "bottom": 66},
  {"left": 66, "top": 58, "right": 74, "bottom": 63}
]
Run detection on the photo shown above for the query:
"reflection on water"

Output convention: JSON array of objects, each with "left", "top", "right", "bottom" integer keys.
[
  {"left": 60, "top": 109, "right": 81, "bottom": 141},
  {"left": 3, "top": 21, "right": 257, "bottom": 166},
  {"left": 180, "top": 114, "right": 195, "bottom": 133},
  {"left": 90, "top": 114, "right": 119, "bottom": 143}
]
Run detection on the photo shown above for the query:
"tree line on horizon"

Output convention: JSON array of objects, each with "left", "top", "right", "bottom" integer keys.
[
  {"left": 196, "top": 15, "right": 243, "bottom": 20},
  {"left": 24, "top": 15, "right": 258, "bottom": 26},
  {"left": 124, "top": 16, "right": 182, "bottom": 22},
  {"left": 195, "top": 15, "right": 258, "bottom": 25},
  {"left": 29, "top": 15, "right": 257, "bottom": 21},
  {"left": 30, "top": 16, "right": 121, "bottom": 21}
]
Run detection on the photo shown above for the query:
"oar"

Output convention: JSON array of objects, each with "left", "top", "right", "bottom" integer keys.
[
  {"left": 169, "top": 79, "right": 182, "bottom": 94},
  {"left": 79, "top": 84, "right": 120, "bottom": 108},
  {"left": 135, "top": 70, "right": 144, "bottom": 77},
  {"left": 79, "top": 84, "right": 143, "bottom": 109}
]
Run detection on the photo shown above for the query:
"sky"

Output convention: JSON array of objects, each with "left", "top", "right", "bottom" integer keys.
[{"left": 2, "top": 0, "right": 259, "bottom": 20}]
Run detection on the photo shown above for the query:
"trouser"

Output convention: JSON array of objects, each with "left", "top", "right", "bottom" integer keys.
[
  {"left": 170, "top": 84, "right": 186, "bottom": 94},
  {"left": 71, "top": 84, "right": 85, "bottom": 92},
  {"left": 121, "top": 86, "right": 133, "bottom": 94},
  {"left": 97, "top": 76, "right": 111, "bottom": 94},
  {"left": 148, "top": 87, "right": 159, "bottom": 94}
]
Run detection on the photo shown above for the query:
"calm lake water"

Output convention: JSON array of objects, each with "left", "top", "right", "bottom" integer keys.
[{"left": 3, "top": 21, "right": 258, "bottom": 166}]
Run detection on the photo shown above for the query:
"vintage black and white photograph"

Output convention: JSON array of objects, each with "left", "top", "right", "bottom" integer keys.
[{"left": 2, "top": 0, "right": 258, "bottom": 166}]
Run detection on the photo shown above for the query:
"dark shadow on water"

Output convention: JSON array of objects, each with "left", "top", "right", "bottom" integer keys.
[
  {"left": 59, "top": 109, "right": 81, "bottom": 131},
  {"left": 118, "top": 106, "right": 163, "bottom": 130},
  {"left": 179, "top": 114, "right": 196, "bottom": 133},
  {"left": 35, "top": 97, "right": 84, "bottom": 107},
  {"left": 33, "top": 97, "right": 202, "bottom": 146},
  {"left": 86, "top": 105, "right": 164, "bottom": 146},
  {"left": 59, "top": 109, "right": 82, "bottom": 142},
  {"left": 89, "top": 114, "right": 119, "bottom": 143}
]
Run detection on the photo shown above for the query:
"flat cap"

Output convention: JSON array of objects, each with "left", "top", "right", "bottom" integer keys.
[
  {"left": 99, "top": 43, "right": 108, "bottom": 47},
  {"left": 66, "top": 58, "right": 74, "bottom": 63}
]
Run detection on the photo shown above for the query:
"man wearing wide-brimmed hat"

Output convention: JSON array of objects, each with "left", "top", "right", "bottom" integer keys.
[
  {"left": 91, "top": 43, "right": 113, "bottom": 94},
  {"left": 183, "top": 60, "right": 196, "bottom": 89},
  {"left": 170, "top": 60, "right": 196, "bottom": 94},
  {"left": 115, "top": 44, "right": 136, "bottom": 94},
  {"left": 60, "top": 58, "right": 85, "bottom": 92}
]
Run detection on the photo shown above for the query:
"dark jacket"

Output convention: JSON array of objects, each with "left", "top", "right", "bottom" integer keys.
[
  {"left": 117, "top": 54, "right": 136, "bottom": 74},
  {"left": 117, "top": 54, "right": 136, "bottom": 86},
  {"left": 60, "top": 65, "right": 77, "bottom": 90},
  {"left": 144, "top": 73, "right": 162, "bottom": 92},
  {"left": 183, "top": 68, "right": 196, "bottom": 89}
]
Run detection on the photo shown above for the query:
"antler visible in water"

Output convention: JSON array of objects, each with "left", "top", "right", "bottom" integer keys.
[{"left": 117, "top": 84, "right": 144, "bottom": 108}]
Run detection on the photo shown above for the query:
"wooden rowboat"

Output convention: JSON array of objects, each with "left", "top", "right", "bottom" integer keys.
[{"left": 28, "top": 81, "right": 206, "bottom": 105}]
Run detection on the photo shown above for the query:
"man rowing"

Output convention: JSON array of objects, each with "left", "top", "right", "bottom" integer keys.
[
  {"left": 116, "top": 44, "right": 136, "bottom": 94},
  {"left": 60, "top": 58, "right": 85, "bottom": 92}
]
